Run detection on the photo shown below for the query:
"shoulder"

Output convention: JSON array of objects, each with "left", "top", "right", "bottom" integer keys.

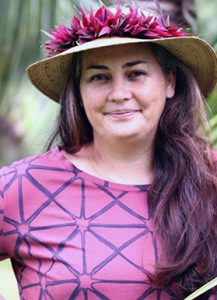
[{"left": 0, "top": 147, "right": 71, "bottom": 191}]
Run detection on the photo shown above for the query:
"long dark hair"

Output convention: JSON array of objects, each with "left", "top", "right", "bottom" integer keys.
[{"left": 47, "top": 44, "right": 217, "bottom": 298}]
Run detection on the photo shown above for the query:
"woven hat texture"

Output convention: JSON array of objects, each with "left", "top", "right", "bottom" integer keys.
[{"left": 26, "top": 6, "right": 217, "bottom": 102}]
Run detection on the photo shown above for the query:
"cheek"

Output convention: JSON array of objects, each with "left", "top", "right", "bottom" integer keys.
[
  {"left": 138, "top": 85, "right": 167, "bottom": 109},
  {"left": 81, "top": 94, "right": 102, "bottom": 126},
  {"left": 139, "top": 87, "right": 167, "bottom": 123},
  {"left": 80, "top": 82, "right": 88, "bottom": 104},
  {"left": 82, "top": 104, "right": 96, "bottom": 123},
  {"left": 80, "top": 88, "right": 94, "bottom": 112},
  {"left": 80, "top": 83, "right": 103, "bottom": 107},
  {"left": 140, "top": 75, "right": 168, "bottom": 97}
]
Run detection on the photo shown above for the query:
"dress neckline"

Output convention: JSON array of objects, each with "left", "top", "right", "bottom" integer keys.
[{"left": 53, "top": 146, "right": 150, "bottom": 192}]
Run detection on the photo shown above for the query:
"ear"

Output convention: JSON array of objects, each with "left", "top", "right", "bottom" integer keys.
[{"left": 166, "top": 69, "right": 176, "bottom": 99}]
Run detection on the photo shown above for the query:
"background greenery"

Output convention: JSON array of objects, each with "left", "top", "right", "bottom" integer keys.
[{"left": 0, "top": 0, "right": 216, "bottom": 299}]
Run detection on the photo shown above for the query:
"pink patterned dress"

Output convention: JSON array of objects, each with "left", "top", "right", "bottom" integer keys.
[{"left": 0, "top": 147, "right": 214, "bottom": 299}]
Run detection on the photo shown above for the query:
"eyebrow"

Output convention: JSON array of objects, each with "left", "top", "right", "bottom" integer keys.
[
  {"left": 86, "top": 60, "right": 148, "bottom": 70},
  {"left": 123, "top": 60, "right": 148, "bottom": 68}
]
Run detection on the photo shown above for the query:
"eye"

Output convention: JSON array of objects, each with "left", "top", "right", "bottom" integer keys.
[
  {"left": 128, "top": 70, "right": 146, "bottom": 79},
  {"left": 90, "top": 74, "right": 110, "bottom": 82}
]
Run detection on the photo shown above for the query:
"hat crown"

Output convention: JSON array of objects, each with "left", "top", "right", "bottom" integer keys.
[
  {"left": 27, "top": 2, "right": 217, "bottom": 101},
  {"left": 43, "top": 2, "right": 190, "bottom": 57}
]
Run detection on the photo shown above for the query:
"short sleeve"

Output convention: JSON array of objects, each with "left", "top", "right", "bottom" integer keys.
[
  {"left": 0, "top": 178, "right": 3, "bottom": 233},
  {"left": 211, "top": 150, "right": 217, "bottom": 164},
  {"left": 0, "top": 170, "right": 7, "bottom": 260}
]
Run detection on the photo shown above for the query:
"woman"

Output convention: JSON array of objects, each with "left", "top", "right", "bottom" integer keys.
[{"left": 0, "top": 3, "right": 217, "bottom": 299}]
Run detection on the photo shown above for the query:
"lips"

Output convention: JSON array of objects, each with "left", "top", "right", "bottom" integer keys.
[
  {"left": 104, "top": 109, "right": 141, "bottom": 118},
  {"left": 105, "top": 109, "right": 140, "bottom": 114}
]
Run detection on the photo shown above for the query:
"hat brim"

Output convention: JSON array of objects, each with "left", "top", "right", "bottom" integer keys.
[{"left": 27, "top": 36, "right": 217, "bottom": 102}]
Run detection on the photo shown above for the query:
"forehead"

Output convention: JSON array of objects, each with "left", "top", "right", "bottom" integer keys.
[{"left": 81, "top": 43, "right": 157, "bottom": 66}]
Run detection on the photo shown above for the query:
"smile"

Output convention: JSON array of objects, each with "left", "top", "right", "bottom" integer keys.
[{"left": 105, "top": 109, "right": 141, "bottom": 119}]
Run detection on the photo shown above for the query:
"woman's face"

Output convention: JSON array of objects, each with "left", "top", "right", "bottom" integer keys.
[{"left": 80, "top": 43, "right": 175, "bottom": 144}]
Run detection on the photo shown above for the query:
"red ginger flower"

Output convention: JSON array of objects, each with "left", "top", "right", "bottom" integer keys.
[{"left": 44, "top": 3, "right": 191, "bottom": 57}]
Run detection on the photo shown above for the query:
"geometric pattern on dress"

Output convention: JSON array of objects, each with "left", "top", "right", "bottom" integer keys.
[{"left": 0, "top": 148, "right": 175, "bottom": 299}]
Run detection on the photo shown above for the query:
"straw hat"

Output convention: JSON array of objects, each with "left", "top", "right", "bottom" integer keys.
[{"left": 26, "top": 4, "right": 217, "bottom": 102}]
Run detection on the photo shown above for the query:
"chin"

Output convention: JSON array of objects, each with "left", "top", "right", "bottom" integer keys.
[{"left": 108, "top": 131, "right": 143, "bottom": 140}]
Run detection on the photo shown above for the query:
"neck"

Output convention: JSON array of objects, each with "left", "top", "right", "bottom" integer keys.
[{"left": 87, "top": 135, "right": 155, "bottom": 184}]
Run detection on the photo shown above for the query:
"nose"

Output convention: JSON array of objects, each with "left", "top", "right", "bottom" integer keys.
[{"left": 107, "top": 76, "right": 132, "bottom": 103}]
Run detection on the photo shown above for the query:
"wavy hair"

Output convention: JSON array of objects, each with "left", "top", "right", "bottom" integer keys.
[{"left": 47, "top": 44, "right": 217, "bottom": 299}]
